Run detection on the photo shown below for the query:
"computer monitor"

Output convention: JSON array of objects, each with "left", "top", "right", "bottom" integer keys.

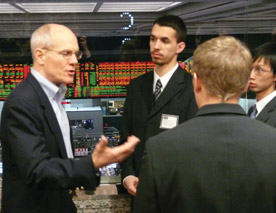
[{"left": 66, "top": 106, "right": 103, "bottom": 157}]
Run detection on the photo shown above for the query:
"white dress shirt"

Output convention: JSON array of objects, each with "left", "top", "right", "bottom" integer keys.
[
  {"left": 153, "top": 63, "right": 179, "bottom": 93},
  {"left": 31, "top": 68, "right": 74, "bottom": 159},
  {"left": 255, "top": 90, "right": 276, "bottom": 117}
]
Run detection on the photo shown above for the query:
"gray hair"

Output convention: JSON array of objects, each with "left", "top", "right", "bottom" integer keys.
[{"left": 30, "top": 24, "right": 54, "bottom": 59}]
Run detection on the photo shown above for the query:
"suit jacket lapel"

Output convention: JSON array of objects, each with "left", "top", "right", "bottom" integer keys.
[
  {"left": 27, "top": 74, "right": 68, "bottom": 158},
  {"left": 257, "top": 95, "right": 276, "bottom": 123},
  {"left": 149, "top": 67, "right": 184, "bottom": 118},
  {"left": 140, "top": 72, "right": 154, "bottom": 113}
]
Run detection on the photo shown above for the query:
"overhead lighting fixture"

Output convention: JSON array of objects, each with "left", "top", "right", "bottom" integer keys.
[
  {"left": 0, "top": 3, "right": 24, "bottom": 13},
  {"left": 15, "top": 3, "right": 97, "bottom": 13},
  {"left": 98, "top": 2, "right": 182, "bottom": 12}
]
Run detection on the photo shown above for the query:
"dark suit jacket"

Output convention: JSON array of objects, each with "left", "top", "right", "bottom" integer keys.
[
  {"left": 0, "top": 73, "right": 99, "bottom": 213},
  {"left": 256, "top": 95, "right": 276, "bottom": 128},
  {"left": 134, "top": 104, "right": 276, "bottom": 213},
  {"left": 120, "top": 67, "right": 197, "bottom": 181}
]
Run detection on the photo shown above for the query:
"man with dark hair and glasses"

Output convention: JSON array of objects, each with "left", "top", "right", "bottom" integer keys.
[
  {"left": 248, "top": 42, "right": 276, "bottom": 126},
  {"left": 0, "top": 23, "right": 140, "bottom": 213}
]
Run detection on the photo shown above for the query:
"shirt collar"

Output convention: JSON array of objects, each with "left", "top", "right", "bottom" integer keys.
[
  {"left": 31, "top": 68, "right": 67, "bottom": 103},
  {"left": 197, "top": 103, "right": 246, "bottom": 117},
  {"left": 256, "top": 90, "right": 276, "bottom": 114},
  {"left": 153, "top": 63, "right": 178, "bottom": 91}
]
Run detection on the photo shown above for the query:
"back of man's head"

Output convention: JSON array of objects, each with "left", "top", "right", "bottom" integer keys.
[
  {"left": 252, "top": 42, "right": 276, "bottom": 75},
  {"left": 193, "top": 36, "right": 252, "bottom": 102},
  {"left": 153, "top": 15, "right": 187, "bottom": 43}
]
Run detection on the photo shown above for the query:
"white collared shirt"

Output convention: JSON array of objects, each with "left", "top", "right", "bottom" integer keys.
[
  {"left": 255, "top": 90, "right": 276, "bottom": 116},
  {"left": 31, "top": 68, "right": 74, "bottom": 159},
  {"left": 153, "top": 63, "right": 179, "bottom": 93}
]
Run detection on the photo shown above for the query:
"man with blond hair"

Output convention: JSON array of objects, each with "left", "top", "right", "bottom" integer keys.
[
  {"left": 1, "top": 23, "right": 139, "bottom": 213},
  {"left": 134, "top": 36, "right": 276, "bottom": 212}
]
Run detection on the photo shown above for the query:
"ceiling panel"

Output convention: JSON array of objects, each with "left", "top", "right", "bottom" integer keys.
[
  {"left": 15, "top": 3, "right": 97, "bottom": 13},
  {"left": 98, "top": 2, "right": 182, "bottom": 12},
  {"left": 0, "top": 0, "right": 275, "bottom": 38},
  {"left": 0, "top": 3, "right": 24, "bottom": 13}
]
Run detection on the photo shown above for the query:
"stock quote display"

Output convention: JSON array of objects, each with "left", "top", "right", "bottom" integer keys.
[{"left": 0, "top": 61, "right": 155, "bottom": 100}]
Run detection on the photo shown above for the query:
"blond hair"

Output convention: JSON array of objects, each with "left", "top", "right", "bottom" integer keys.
[{"left": 192, "top": 36, "right": 252, "bottom": 102}]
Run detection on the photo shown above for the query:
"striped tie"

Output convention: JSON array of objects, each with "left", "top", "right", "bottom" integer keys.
[
  {"left": 153, "top": 79, "right": 162, "bottom": 101},
  {"left": 248, "top": 104, "right": 258, "bottom": 119}
]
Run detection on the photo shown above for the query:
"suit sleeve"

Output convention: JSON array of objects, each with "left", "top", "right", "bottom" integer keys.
[
  {"left": 2, "top": 97, "right": 99, "bottom": 190},
  {"left": 133, "top": 140, "right": 159, "bottom": 213},
  {"left": 119, "top": 82, "right": 136, "bottom": 180}
]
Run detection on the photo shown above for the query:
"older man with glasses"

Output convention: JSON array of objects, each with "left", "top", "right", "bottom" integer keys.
[
  {"left": 248, "top": 42, "right": 276, "bottom": 127},
  {"left": 0, "top": 23, "right": 140, "bottom": 213}
]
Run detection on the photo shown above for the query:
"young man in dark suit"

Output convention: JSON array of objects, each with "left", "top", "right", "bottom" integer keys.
[
  {"left": 134, "top": 36, "right": 276, "bottom": 212},
  {"left": 120, "top": 15, "right": 197, "bottom": 196},
  {"left": 248, "top": 42, "right": 276, "bottom": 127},
  {"left": 0, "top": 23, "right": 139, "bottom": 213}
]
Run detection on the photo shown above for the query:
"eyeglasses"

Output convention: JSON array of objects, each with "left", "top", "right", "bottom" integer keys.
[
  {"left": 42, "top": 48, "right": 82, "bottom": 60},
  {"left": 252, "top": 66, "right": 272, "bottom": 76}
]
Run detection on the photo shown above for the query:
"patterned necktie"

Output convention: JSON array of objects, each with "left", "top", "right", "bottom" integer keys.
[
  {"left": 248, "top": 104, "right": 258, "bottom": 119},
  {"left": 153, "top": 79, "right": 162, "bottom": 101}
]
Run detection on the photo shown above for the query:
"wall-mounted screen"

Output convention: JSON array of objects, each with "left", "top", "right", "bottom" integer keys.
[
  {"left": 0, "top": 63, "right": 30, "bottom": 100},
  {"left": 0, "top": 61, "right": 154, "bottom": 100},
  {"left": 69, "top": 61, "right": 154, "bottom": 98},
  {"left": 0, "top": 61, "right": 191, "bottom": 100}
]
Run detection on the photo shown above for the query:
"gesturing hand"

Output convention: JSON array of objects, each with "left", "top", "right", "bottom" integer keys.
[{"left": 92, "top": 135, "right": 140, "bottom": 170}]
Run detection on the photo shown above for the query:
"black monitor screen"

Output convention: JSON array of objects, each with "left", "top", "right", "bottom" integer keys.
[{"left": 70, "top": 119, "right": 94, "bottom": 130}]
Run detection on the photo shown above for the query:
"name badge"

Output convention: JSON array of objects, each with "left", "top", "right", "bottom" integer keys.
[{"left": 160, "top": 114, "right": 179, "bottom": 129}]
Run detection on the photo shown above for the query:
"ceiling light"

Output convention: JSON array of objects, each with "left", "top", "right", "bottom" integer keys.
[
  {"left": 98, "top": 2, "right": 182, "bottom": 12},
  {"left": 15, "top": 3, "right": 97, "bottom": 13},
  {"left": 0, "top": 3, "right": 24, "bottom": 13}
]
